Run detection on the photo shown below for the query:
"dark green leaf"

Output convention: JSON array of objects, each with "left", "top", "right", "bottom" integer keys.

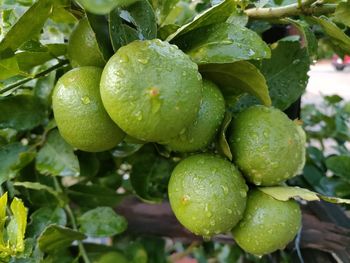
[
  {"left": 158, "top": 24, "right": 180, "bottom": 40},
  {"left": 0, "top": 143, "right": 34, "bottom": 184},
  {"left": 216, "top": 111, "right": 233, "bottom": 161},
  {"left": 0, "top": 0, "right": 53, "bottom": 56},
  {"left": 167, "top": 0, "right": 236, "bottom": 41},
  {"left": 108, "top": 9, "right": 139, "bottom": 52},
  {"left": 286, "top": 19, "right": 317, "bottom": 59},
  {"left": 326, "top": 155, "right": 350, "bottom": 181},
  {"left": 128, "top": 145, "right": 175, "bottom": 203},
  {"left": 78, "top": 207, "right": 127, "bottom": 237},
  {"left": 33, "top": 71, "right": 56, "bottom": 107},
  {"left": 121, "top": 0, "right": 157, "bottom": 40},
  {"left": 111, "top": 141, "right": 143, "bottom": 158},
  {"left": 78, "top": 152, "right": 100, "bottom": 178},
  {"left": 27, "top": 207, "right": 67, "bottom": 238},
  {"left": 38, "top": 225, "right": 85, "bottom": 253},
  {"left": 260, "top": 40, "right": 310, "bottom": 110},
  {"left": 174, "top": 23, "right": 270, "bottom": 65},
  {"left": 334, "top": 1, "right": 350, "bottom": 27},
  {"left": 36, "top": 129, "right": 80, "bottom": 177},
  {"left": 86, "top": 13, "right": 113, "bottom": 61},
  {"left": 0, "top": 95, "right": 47, "bottom": 131},
  {"left": 312, "top": 16, "right": 350, "bottom": 55},
  {"left": 68, "top": 184, "right": 123, "bottom": 208},
  {"left": 13, "top": 182, "right": 61, "bottom": 201},
  {"left": 200, "top": 61, "right": 271, "bottom": 106}
]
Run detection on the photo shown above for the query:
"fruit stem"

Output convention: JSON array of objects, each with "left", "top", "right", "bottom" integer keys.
[
  {"left": 0, "top": 59, "right": 69, "bottom": 95},
  {"left": 244, "top": 0, "right": 336, "bottom": 19},
  {"left": 52, "top": 177, "right": 91, "bottom": 263}
]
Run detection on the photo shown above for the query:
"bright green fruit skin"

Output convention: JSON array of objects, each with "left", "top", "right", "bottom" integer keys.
[
  {"left": 100, "top": 39, "right": 202, "bottom": 142},
  {"left": 52, "top": 67, "right": 125, "bottom": 152},
  {"left": 168, "top": 154, "right": 248, "bottom": 238},
  {"left": 67, "top": 17, "right": 105, "bottom": 68},
  {"left": 229, "top": 105, "right": 306, "bottom": 186},
  {"left": 95, "top": 252, "right": 128, "bottom": 263},
  {"left": 77, "top": 0, "right": 138, "bottom": 15},
  {"left": 166, "top": 79, "right": 225, "bottom": 152},
  {"left": 232, "top": 189, "right": 301, "bottom": 256}
]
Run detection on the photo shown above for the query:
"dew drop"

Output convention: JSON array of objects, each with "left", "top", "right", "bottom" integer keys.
[
  {"left": 240, "top": 190, "right": 247, "bottom": 198},
  {"left": 226, "top": 208, "right": 233, "bottom": 214},
  {"left": 137, "top": 57, "right": 149, "bottom": 64},
  {"left": 81, "top": 96, "right": 90, "bottom": 105},
  {"left": 221, "top": 185, "right": 229, "bottom": 195}
]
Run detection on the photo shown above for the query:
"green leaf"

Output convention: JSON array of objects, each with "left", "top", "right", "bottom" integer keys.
[
  {"left": 7, "top": 198, "right": 28, "bottom": 253},
  {"left": 111, "top": 142, "right": 143, "bottom": 158},
  {"left": 0, "top": 193, "right": 8, "bottom": 247},
  {"left": 77, "top": 0, "right": 137, "bottom": 15},
  {"left": 0, "top": 95, "right": 46, "bottom": 131},
  {"left": 36, "top": 129, "right": 80, "bottom": 177},
  {"left": 175, "top": 23, "right": 270, "bottom": 65},
  {"left": 50, "top": 6, "right": 77, "bottom": 23},
  {"left": 167, "top": 0, "right": 236, "bottom": 41},
  {"left": 158, "top": 24, "right": 180, "bottom": 40},
  {"left": 27, "top": 207, "right": 67, "bottom": 238},
  {"left": 325, "top": 155, "right": 350, "bottom": 181},
  {"left": 38, "top": 225, "right": 85, "bottom": 253},
  {"left": 67, "top": 184, "right": 123, "bottom": 208},
  {"left": 86, "top": 13, "right": 113, "bottom": 62},
  {"left": 33, "top": 71, "right": 56, "bottom": 107},
  {"left": 0, "top": 0, "right": 54, "bottom": 56},
  {"left": 0, "top": 143, "right": 34, "bottom": 185},
  {"left": 200, "top": 61, "right": 271, "bottom": 106},
  {"left": 259, "top": 186, "right": 350, "bottom": 204},
  {"left": 312, "top": 16, "right": 350, "bottom": 55},
  {"left": 216, "top": 111, "right": 233, "bottom": 161},
  {"left": 0, "top": 57, "right": 19, "bottom": 80},
  {"left": 151, "top": 0, "right": 180, "bottom": 25},
  {"left": 260, "top": 40, "right": 310, "bottom": 110},
  {"left": 128, "top": 145, "right": 175, "bottom": 203},
  {"left": 334, "top": 1, "right": 350, "bottom": 27},
  {"left": 13, "top": 182, "right": 60, "bottom": 200},
  {"left": 108, "top": 9, "right": 139, "bottom": 52},
  {"left": 121, "top": 0, "right": 157, "bottom": 40},
  {"left": 286, "top": 19, "right": 317, "bottom": 59},
  {"left": 78, "top": 152, "right": 100, "bottom": 178},
  {"left": 78, "top": 207, "right": 127, "bottom": 237}
]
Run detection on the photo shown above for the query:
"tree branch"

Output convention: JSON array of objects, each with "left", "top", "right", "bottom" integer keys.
[
  {"left": 244, "top": 0, "right": 336, "bottom": 19},
  {"left": 0, "top": 59, "right": 69, "bottom": 95}
]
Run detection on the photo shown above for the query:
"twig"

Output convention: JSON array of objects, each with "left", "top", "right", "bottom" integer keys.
[
  {"left": 0, "top": 59, "right": 69, "bottom": 95},
  {"left": 52, "top": 177, "right": 91, "bottom": 263},
  {"left": 244, "top": 0, "right": 336, "bottom": 19}
]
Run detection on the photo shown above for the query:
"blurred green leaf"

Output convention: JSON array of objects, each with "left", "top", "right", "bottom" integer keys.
[
  {"left": 151, "top": 0, "right": 180, "bottom": 25},
  {"left": 260, "top": 40, "right": 310, "bottom": 110},
  {"left": 334, "top": 1, "right": 350, "bottom": 27},
  {"left": 0, "top": 193, "right": 8, "bottom": 248},
  {"left": 312, "top": 16, "right": 350, "bottom": 55},
  {"left": 7, "top": 198, "right": 28, "bottom": 253},
  {"left": 38, "top": 225, "right": 85, "bottom": 253},
  {"left": 111, "top": 142, "right": 143, "bottom": 158},
  {"left": 67, "top": 184, "right": 123, "bottom": 208},
  {"left": 200, "top": 61, "right": 271, "bottom": 106},
  {"left": 27, "top": 207, "right": 67, "bottom": 238},
  {"left": 0, "top": 95, "right": 46, "bottom": 131},
  {"left": 167, "top": 0, "right": 236, "bottom": 41},
  {"left": 78, "top": 152, "right": 100, "bottom": 178},
  {"left": 36, "top": 129, "right": 80, "bottom": 177},
  {"left": 326, "top": 155, "right": 350, "bottom": 181},
  {"left": 0, "top": 143, "right": 34, "bottom": 184},
  {"left": 259, "top": 186, "right": 350, "bottom": 204},
  {"left": 78, "top": 207, "right": 127, "bottom": 237},
  {"left": 175, "top": 23, "right": 270, "bottom": 65},
  {"left": 0, "top": 0, "right": 53, "bottom": 56}
]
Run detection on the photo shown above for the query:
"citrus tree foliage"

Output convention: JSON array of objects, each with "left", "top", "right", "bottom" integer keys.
[{"left": 0, "top": 0, "right": 350, "bottom": 262}]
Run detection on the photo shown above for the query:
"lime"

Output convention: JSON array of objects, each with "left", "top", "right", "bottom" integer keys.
[
  {"left": 232, "top": 189, "right": 301, "bottom": 256},
  {"left": 95, "top": 251, "right": 128, "bottom": 263},
  {"left": 168, "top": 154, "right": 248, "bottom": 238},
  {"left": 166, "top": 79, "right": 225, "bottom": 152},
  {"left": 67, "top": 17, "right": 105, "bottom": 68},
  {"left": 77, "top": 0, "right": 137, "bottom": 14},
  {"left": 229, "top": 105, "right": 306, "bottom": 186},
  {"left": 52, "top": 67, "right": 125, "bottom": 152},
  {"left": 100, "top": 39, "right": 202, "bottom": 142}
]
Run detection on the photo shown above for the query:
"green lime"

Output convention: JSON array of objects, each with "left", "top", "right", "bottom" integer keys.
[
  {"left": 166, "top": 79, "right": 225, "bottom": 152},
  {"left": 52, "top": 67, "right": 125, "bottom": 152},
  {"left": 229, "top": 105, "right": 306, "bottom": 186},
  {"left": 168, "top": 154, "right": 248, "bottom": 238},
  {"left": 77, "top": 0, "right": 137, "bottom": 15},
  {"left": 100, "top": 39, "right": 202, "bottom": 142},
  {"left": 232, "top": 189, "right": 301, "bottom": 256},
  {"left": 95, "top": 251, "right": 128, "bottom": 263},
  {"left": 67, "top": 17, "right": 105, "bottom": 68}
]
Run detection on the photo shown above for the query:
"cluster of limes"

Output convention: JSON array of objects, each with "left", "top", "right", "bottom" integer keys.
[{"left": 52, "top": 18, "right": 306, "bottom": 257}]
